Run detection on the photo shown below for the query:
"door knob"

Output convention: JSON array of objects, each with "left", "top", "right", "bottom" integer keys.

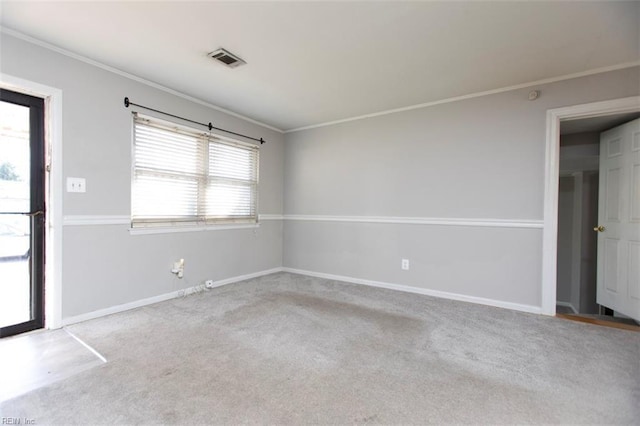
[{"left": 593, "top": 225, "right": 605, "bottom": 232}]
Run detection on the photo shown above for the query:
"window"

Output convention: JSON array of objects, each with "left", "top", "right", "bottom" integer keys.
[{"left": 131, "top": 113, "right": 259, "bottom": 228}]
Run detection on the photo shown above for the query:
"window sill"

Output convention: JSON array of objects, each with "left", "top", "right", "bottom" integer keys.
[{"left": 129, "top": 222, "right": 259, "bottom": 236}]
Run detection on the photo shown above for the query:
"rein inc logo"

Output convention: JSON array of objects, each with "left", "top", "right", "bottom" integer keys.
[{"left": 1, "top": 419, "right": 35, "bottom": 425}]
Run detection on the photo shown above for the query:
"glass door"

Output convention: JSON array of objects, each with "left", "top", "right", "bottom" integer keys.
[{"left": 0, "top": 89, "right": 46, "bottom": 338}]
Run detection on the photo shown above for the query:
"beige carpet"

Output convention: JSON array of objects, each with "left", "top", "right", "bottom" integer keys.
[{"left": 1, "top": 272, "right": 638, "bottom": 424}]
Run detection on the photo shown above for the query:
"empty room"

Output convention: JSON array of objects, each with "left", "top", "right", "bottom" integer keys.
[{"left": 0, "top": 1, "right": 639, "bottom": 424}]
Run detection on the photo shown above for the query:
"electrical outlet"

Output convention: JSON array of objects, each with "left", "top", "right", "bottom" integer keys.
[
  {"left": 66, "top": 177, "right": 86, "bottom": 193},
  {"left": 401, "top": 259, "right": 409, "bottom": 270}
]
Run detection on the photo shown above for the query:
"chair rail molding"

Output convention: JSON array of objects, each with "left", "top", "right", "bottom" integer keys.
[{"left": 282, "top": 214, "right": 543, "bottom": 229}]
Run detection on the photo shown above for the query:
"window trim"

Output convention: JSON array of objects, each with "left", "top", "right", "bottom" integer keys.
[
  {"left": 128, "top": 222, "right": 260, "bottom": 236},
  {"left": 130, "top": 113, "right": 259, "bottom": 231}
]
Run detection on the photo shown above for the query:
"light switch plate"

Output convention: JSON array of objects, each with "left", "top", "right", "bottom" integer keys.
[{"left": 67, "top": 177, "right": 86, "bottom": 193}]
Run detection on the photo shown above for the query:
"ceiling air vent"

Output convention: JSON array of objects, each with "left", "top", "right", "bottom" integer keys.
[{"left": 207, "top": 48, "right": 246, "bottom": 68}]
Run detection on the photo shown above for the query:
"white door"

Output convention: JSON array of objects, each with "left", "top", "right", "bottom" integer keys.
[{"left": 596, "top": 118, "right": 640, "bottom": 321}]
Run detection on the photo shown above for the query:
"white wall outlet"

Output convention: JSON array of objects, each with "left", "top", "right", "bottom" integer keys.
[
  {"left": 205, "top": 280, "right": 215, "bottom": 289},
  {"left": 171, "top": 258, "right": 185, "bottom": 278},
  {"left": 66, "top": 177, "right": 86, "bottom": 193},
  {"left": 401, "top": 259, "right": 410, "bottom": 270}
]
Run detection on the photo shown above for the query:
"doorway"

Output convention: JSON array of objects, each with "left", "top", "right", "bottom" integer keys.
[
  {"left": 542, "top": 96, "right": 640, "bottom": 321},
  {"left": 0, "top": 88, "right": 46, "bottom": 338},
  {"left": 555, "top": 113, "right": 640, "bottom": 328}
]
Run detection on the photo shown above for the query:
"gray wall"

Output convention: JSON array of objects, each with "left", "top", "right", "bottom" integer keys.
[
  {"left": 556, "top": 171, "right": 599, "bottom": 315},
  {"left": 560, "top": 131, "right": 600, "bottom": 173},
  {"left": 283, "top": 67, "right": 640, "bottom": 309},
  {"left": 556, "top": 176, "right": 576, "bottom": 307},
  {"left": 557, "top": 131, "right": 601, "bottom": 313},
  {"left": 579, "top": 171, "right": 599, "bottom": 314},
  {"left": 1, "top": 33, "right": 284, "bottom": 318}
]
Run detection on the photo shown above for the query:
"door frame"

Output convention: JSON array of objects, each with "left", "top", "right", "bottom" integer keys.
[
  {"left": 1, "top": 74, "right": 63, "bottom": 330},
  {"left": 541, "top": 96, "right": 640, "bottom": 316},
  {"left": 0, "top": 88, "right": 46, "bottom": 336}
]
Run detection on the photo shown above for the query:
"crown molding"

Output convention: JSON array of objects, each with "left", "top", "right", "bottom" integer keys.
[
  {"left": 285, "top": 61, "right": 640, "bottom": 133},
  {"left": 4, "top": 26, "right": 636, "bottom": 137},
  {"left": 0, "top": 26, "right": 284, "bottom": 134}
]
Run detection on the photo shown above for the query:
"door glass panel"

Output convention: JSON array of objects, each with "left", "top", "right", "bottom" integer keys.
[{"left": 0, "top": 100, "right": 32, "bottom": 328}]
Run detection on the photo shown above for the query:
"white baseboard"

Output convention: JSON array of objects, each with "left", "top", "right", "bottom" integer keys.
[
  {"left": 556, "top": 301, "right": 578, "bottom": 314},
  {"left": 209, "top": 267, "right": 283, "bottom": 287},
  {"left": 61, "top": 267, "right": 283, "bottom": 326},
  {"left": 62, "top": 265, "right": 542, "bottom": 326},
  {"left": 282, "top": 267, "right": 542, "bottom": 315}
]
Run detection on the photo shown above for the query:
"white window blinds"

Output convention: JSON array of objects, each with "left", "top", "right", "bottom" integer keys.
[{"left": 132, "top": 114, "right": 258, "bottom": 227}]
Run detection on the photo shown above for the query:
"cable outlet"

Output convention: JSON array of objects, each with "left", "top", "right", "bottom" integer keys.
[{"left": 401, "top": 259, "right": 409, "bottom": 270}]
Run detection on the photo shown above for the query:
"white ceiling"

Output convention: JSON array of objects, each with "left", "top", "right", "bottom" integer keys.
[{"left": 1, "top": 1, "right": 638, "bottom": 131}]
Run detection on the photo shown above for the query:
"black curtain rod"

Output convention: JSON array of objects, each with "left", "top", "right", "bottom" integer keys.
[{"left": 124, "top": 97, "right": 265, "bottom": 144}]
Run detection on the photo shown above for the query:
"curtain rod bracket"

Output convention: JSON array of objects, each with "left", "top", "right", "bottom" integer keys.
[{"left": 123, "top": 96, "right": 265, "bottom": 144}]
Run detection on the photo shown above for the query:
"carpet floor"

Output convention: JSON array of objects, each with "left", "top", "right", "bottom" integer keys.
[{"left": 1, "top": 272, "right": 638, "bottom": 424}]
